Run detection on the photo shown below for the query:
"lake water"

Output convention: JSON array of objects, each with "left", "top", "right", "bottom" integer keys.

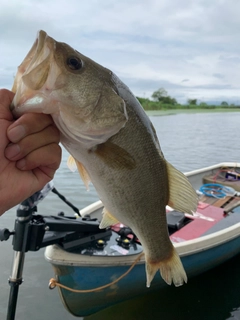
[{"left": 1, "top": 111, "right": 240, "bottom": 320}]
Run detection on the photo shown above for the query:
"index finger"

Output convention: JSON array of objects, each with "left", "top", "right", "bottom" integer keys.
[
  {"left": 7, "top": 113, "right": 54, "bottom": 143},
  {"left": 0, "top": 89, "right": 15, "bottom": 121}
]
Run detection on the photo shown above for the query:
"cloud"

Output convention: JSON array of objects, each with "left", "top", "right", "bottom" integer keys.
[
  {"left": 1, "top": 0, "right": 240, "bottom": 104},
  {"left": 213, "top": 73, "right": 225, "bottom": 79}
]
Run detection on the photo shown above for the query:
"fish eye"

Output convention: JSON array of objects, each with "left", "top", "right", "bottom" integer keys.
[{"left": 67, "top": 56, "right": 82, "bottom": 70}]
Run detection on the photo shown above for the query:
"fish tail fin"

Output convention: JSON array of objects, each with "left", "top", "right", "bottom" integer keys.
[{"left": 146, "top": 247, "right": 187, "bottom": 288}]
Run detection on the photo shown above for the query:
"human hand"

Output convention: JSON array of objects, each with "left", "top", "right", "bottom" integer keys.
[{"left": 0, "top": 89, "right": 61, "bottom": 215}]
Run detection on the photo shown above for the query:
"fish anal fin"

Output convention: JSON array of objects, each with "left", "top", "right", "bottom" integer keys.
[
  {"left": 92, "top": 141, "right": 136, "bottom": 170},
  {"left": 166, "top": 160, "right": 198, "bottom": 215},
  {"left": 146, "top": 246, "right": 187, "bottom": 287},
  {"left": 99, "top": 208, "right": 119, "bottom": 229},
  {"left": 67, "top": 155, "right": 91, "bottom": 190}
]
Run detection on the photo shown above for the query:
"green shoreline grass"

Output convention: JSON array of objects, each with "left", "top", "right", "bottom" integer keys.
[{"left": 145, "top": 108, "right": 240, "bottom": 116}]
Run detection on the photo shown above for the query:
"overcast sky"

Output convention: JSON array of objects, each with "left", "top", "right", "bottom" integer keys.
[{"left": 1, "top": 0, "right": 240, "bottom": 104}]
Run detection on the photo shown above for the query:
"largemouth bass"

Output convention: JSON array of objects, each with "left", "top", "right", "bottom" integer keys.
[{"left": 11, "top": 30, "right": 197, "bottom": 287}]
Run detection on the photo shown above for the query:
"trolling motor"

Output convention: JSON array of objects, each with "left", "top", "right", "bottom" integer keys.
[{"left": 0, "top": 182, "right": 112, "bottom": 320}]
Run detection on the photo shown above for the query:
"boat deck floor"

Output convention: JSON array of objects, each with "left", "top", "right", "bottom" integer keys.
[
  {"left": 91, "top": 183, "right": 240, "bottom": 245},
  {"left": 201, "top": 195, "right": 240, "bottom": 236},
  {"left": 170, "top": 195, "right": 240, "bottom": 243}
]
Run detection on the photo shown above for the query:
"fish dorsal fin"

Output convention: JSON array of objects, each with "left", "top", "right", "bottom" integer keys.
[
  {"left": 99, "top": 207, "right": 119, "bottom": 229},
  {"left": 67, "top": 155, "right": 91, "bottom": 190},
  {"left": 150, "top": 122, "right": 162, "bottom": 152},
  {"left": 166, "top": 161, "right": 198, "bottom": 214},
  {"left": 92, "top": 141, "right": 136, "bottom": 170}
]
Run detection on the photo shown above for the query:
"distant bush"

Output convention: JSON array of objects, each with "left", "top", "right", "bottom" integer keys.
[{"left": 136, "top": 90, "right": 239, "bottom": 111}]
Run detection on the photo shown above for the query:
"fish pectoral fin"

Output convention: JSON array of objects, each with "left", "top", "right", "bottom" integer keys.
[
  {"left": 99, "top": 208, "right": 120, "bottom": 229},
  {"left": 67, "top": 155, "right": 91, "bottom": 190},
  {"left": 166, "top": 161, "right": 198, "bottom": 214},
  {"left": 93, "top": 141, "right": 136, "bottom": 170},
  {"left": 146, "top": 246, "right": 187, "bottom": 287}
]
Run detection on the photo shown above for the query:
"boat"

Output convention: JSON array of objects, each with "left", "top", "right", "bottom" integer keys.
[{"left": 44, "top": 162, "right": 240, "bottom": 317}]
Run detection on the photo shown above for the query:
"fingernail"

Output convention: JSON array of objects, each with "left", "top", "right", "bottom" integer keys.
[
  {"left": 8, "top": 125, "right": 26, "bottom": 143},
  {"left": 5, "top": 144, "right": 21, "bottom": 160}
]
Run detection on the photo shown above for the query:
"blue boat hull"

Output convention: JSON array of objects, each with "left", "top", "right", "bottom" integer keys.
[{"left": 48, "top": 233, "right": 240, "bottom": 317}]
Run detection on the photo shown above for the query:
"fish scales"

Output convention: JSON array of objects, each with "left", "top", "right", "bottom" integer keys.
[
  {"left": 67, "top": 96, "right": 170, "bottom": 238},
  {"left": 11, "top": 30, "right": 198, "bottom": 287}
]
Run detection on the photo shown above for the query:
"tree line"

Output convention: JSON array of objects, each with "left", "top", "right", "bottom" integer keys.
[{"left": 136, "top": 88, "right": 238, "bottom": 111}]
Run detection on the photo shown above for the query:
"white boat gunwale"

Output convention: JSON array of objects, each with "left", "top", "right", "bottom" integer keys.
[{"left": 45, "top": 222, "right": 240, "bottom": 267}]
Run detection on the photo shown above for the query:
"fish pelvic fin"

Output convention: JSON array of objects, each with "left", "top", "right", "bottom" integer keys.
[
  {"left": 166, "top": 160, "right": 198, "bottom": 214},
  {"left": 67, "top": 155, "right": 77, "bottom": 172},
  {"left": 146, "top": 247, "right": 187, "bottom": 287},
  {"left": 67, "top": 155, "right": 91, "bottom": 190},
  {"left": 99, "top": 207, "right": 120, "bottom": 229},
  {"left": 93, "top": 141, "right": 136, "bottom": 170}
]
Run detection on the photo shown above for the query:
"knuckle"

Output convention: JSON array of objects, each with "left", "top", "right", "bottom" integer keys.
[
  {"left": 47, "top": 125, "right": 60, "bottom": 142},
  {"left": 17, "top": 113, "right": 53, "bottom": 134}
]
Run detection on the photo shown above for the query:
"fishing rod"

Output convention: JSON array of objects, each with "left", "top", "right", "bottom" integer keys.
[{"left": 51, "top": 187, "right": 81, "bottom": 215}]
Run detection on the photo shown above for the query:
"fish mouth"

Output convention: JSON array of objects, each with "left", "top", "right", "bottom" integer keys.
[{"left": 11, "top": 30, "right": 57, "bottom": 117}]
